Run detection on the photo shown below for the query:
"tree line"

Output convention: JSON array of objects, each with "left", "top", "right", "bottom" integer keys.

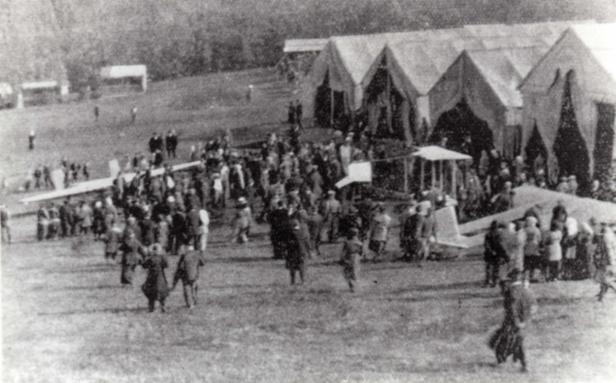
[{"left": 46, "top": 0, "right": 616, "bottom": 90}]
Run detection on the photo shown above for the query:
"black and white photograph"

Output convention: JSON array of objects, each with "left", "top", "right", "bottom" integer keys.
[{"left": 1, "top": 0, "right": 616, "bottom": 382}]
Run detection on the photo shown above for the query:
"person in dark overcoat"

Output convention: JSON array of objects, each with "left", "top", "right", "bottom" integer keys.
[
  {"left": 141, "top": 244, "right": 170, "bottom": 312},
  {"left": 173, "top": 245, "right": 205, "bottom": 309},
  {"left": 119, "top": 232, "right": 146, "bottom": 285},
  {"left": 286, "top": 218, "right": 310, "bottom": 285}
]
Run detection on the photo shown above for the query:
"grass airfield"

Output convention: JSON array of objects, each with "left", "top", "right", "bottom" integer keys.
[{"left": 1, "top": 69, "right": 616, "bottom": 383}]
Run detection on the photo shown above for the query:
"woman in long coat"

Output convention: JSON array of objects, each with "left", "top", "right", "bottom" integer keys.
[
  {"left": 119, "top": 232, "right": 145, "bottom": 285},
  {"left": 340, "top": 228, "right": 362, "bottom": 292},
  {"left": 142, "top": 244, "right": 170, "bottom": 312}
]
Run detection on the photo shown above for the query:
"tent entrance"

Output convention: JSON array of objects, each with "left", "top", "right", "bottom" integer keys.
[
  {"left": 593, "top": 102, "right": 615, "bottom": 183},
  {"left": 365, "top": 61, "right": 405, "bottom": 140},
  {"left": 553, "top": 71, "right": 590, "bottom": 189},
  {"left": 430, "top": 98, "right": 493, "bottom": 165},
  {"left": 314, "top": 71, "right": 331, "bottom": 127},
  {"left": 525, "top": 123, "right": 548, "bottom": 177},
  {"left": 314, "top": 70, "right": 349, "bottom": 130}
]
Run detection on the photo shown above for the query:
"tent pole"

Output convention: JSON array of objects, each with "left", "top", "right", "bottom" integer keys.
[
  {"left": 452, "top": 160, "right": 457, "bottom": 199},
  {"left": 431, "top": 161, "right": 435, "bottom": 190},
  {"left": 440, "top": 160, "right": 444, "bottom": 192},
  {"left": 420, "top": 159, "right": 425, "bottom": 191},
  {"left": 330, "top": 87, "right": 334, "bottom": 128},
  {"left": 386, "top": 72, "right": 392, "bottom": 133},
  {"left": 403, "top": 157, "right": 408, "bottom": 194}
]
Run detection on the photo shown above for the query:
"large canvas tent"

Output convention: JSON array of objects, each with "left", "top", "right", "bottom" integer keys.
[
  {"left": 519, "top": 23, "right": 616, "bottom": 188},
  {"left": 304, "top": 20, "right": 592, "bottom": 137},
  {"left": 303, "top": 28, "right": 469, "bottom": 127},
  {"left": 360, "top": 36, "right": 483, "bottom": 143},
  {"left": 428, "top": 45, "right": 549, "bottom": 161}
]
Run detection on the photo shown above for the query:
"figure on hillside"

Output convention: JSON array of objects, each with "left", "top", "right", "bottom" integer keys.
[
  {"left": 166, "top": 129, "right": 178, "bottom": 159},
  {"left": 130, "top": 106, "right": 138, "bottom": 124},
  {"left": 94, "top": 105, "right": 99, "bottom": 122},
  {"left": 295, "top": 100, "right": 303, "bottom": 129},
  {"left": 28, "top": 130, "right": 35, "bottom": 150}
]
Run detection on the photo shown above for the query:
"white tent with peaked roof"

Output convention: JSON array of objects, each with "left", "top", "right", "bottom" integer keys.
[{"left": 519, "top": 23, "right": 616, "bottom": 185}]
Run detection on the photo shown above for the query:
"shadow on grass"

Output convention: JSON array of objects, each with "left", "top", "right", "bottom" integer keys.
[
  {"left": 43, "top": 264, "right": 117, "bottom": 274},
  {"left": 46, "top": 284, "right": 125, "bottom": 292},
  {"left": 389, "top": 280, "right": 484, "bottom": 294},
  {"left": 38, "top": 306, "right": 146, "bottom": 316}
]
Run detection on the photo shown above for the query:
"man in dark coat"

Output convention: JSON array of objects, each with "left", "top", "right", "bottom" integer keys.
[
  {"left": 287, "top": 101, "right": 296, "bottom": 125},
  {"left": 484, "top": 220, "right": 508, "bottom": 287},
  {"left": 141, "top": 244, "right": 170, "bottom": 312},
  {"left": 268, "top": 199, "right": 289, "bottom": 259},
  {"left": 295, "top": 100, "right": 303, "bottom": 129},
  {"left": 119, "top": 232, "right": 145, "bottom": 285},
  {"left": 186, "top": 206, "right": 201, "bottom": 248},
  {"left": 173, "top": 245, "right": 205, "bottom": 309},
  {"left": 286, "top": 218, "right": 310, "bottom": 285},
  {"left": 403, "top": 205, "right": 425, "bottom": 263},
  {"left": 489, "top": 271, "right": 537, "bottom": 372}
]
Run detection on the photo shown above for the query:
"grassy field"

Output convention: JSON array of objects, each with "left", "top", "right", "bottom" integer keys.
[{"left": 2, "top": 69, "right": 616, "bottom": 383}]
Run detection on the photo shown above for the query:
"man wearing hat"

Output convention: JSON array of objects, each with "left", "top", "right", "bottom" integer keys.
[
  {"left": 321, "top": 190, "right": 341, "bottom": 243},
  {"left": 173, "top": 244, "right": 205, "bottom": 309},
  {"left": 231, "top": 197, "right": 252, "bottom": 244},
  {"left": 402, "top": 204, "right": 426, "bottom": 263},
  {"left": 567, "top": 175, "right": 578, "bottom": 196},
  {"left": 340, "top": 227, "right": 362, "bottom": 292},
  {"left": 556, "top": 176, "right": 570, "bottom": 194},
  {"left": 489, "top": 269, "right": 537, "bottom": 372},
  {"left": 142, "top": 243, "right": 170, "bottom": 312},
  {"left": 368, "top": 203, "right": 391, "bottom": 262}
]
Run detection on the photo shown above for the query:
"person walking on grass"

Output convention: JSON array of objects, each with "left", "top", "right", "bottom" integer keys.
[
  {"left": 368, "top": 203, "right": 391, "bottom": 262},
  {"left": 286, "top": 218, "right": 309, "bottom": 285},
  {"left": 119, "top": 231, "right": 146, "bottom": 286},
  {"left": 594, "top": 222, "right": 616, "bottom": 302},
  {"left": 142, "top": 244, "right": 170, "bottom": 313},
  {"left": 172, "top": 245, "right": 205, "bottom": 309},
  {"left": 489, "top": 270, "right": 537, "bottom": 373},
  {"left": 340, "top": 227, "right": 362, "bottom": 292}
]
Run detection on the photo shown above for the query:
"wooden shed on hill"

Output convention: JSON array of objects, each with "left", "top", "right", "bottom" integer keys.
[
  {"left": 99, "top": 65, "right": 148, "bottom": 94},
  {"left": 519, "top": 23, "right": 616, "bottom": 188}
]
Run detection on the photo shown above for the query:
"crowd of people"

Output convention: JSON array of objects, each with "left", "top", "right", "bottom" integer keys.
[
  {"left": 9, "top": 103, "right": 615, "bottom": 373},
  {"left": 482, "top": 200, "right": 616, "bottom": 300}
]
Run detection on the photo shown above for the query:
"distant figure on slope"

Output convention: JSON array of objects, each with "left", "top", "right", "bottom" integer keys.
[
  {"left": 130, "top": 106, "right": 138, "bottom": 124},
  {"left": 28, "top": 130, "right": 35, "bottom": 150},
  {"left": 94, "top": 105, "right": 99, "bottom": 122}
]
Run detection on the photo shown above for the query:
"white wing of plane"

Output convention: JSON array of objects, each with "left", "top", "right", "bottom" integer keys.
[{"left": 20, "top": 161, "right": 202, "bottom": 204}]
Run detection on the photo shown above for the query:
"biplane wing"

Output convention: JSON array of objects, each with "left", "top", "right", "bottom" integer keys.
[{"left": 20, "top": 161, "right": 202, "bottom": 204}]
